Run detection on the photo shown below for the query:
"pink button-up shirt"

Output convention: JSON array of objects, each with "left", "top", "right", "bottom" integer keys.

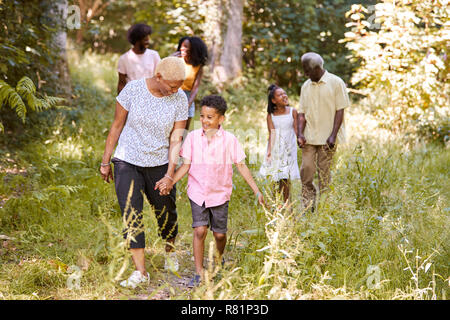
[{"left": 180, "top": 126, "right": 246, "bottom": 208}]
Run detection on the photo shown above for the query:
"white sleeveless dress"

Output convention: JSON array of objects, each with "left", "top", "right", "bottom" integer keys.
[{"left": 259, "top": 107, "right": 300, "bottom": 181}]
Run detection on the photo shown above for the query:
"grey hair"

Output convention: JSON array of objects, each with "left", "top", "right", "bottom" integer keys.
[
  {"left": 155, "top": 56, "right": 186, "bottom": 81},
  {"left": 301, "top": 52, "right": 324, "bottom": 69}
]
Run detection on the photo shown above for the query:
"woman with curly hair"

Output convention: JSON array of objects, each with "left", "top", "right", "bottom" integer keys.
[{"left": 172, "top": 36, "right": 208, "bottom": 130}]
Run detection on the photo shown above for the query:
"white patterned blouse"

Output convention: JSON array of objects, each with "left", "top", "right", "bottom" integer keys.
[{"left": 113, "top": 78, "right": 188, "bottom": 167}]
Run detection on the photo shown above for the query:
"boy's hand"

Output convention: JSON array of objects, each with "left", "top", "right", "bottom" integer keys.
[
  {"left": 155, "top": 176, "right": 174, "bottom": 196},
  {"left": 256, "top": 192, "right": 265, "bottom": 206},
  {"left": 157, "top": 182, "right": 173, "bottom": 196}
]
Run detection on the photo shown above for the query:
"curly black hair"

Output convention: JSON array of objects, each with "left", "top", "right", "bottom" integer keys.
[
  {"left": 127, "top": 23, "right": 152, "bottom": 45},
  {"left": 200, "top": 95, "right": 227, "bottom": 115},
  {"left": 267, "top": 84, "right": 280, "bottom": 114},
  {"left": 177, "top": 36, "right": 208, "bottom": 67}
]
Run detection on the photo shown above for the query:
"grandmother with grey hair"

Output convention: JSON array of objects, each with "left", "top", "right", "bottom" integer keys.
[
  {"left": 297, "top": 52, "right": 350, "bottom": 212},
  {"left": 100, "top": 56, "right": 188, "bottom": 288}
]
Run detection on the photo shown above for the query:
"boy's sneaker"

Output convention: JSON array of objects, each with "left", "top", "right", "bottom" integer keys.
[
  {"left": 187, "top": 274, "right": 201, "bottom": 288},
  {"left": 164, "top": 252, "right": 179, "bottom": 272},
  {"left": 119, "top": 270, "right": 149, "bottom": 289}
]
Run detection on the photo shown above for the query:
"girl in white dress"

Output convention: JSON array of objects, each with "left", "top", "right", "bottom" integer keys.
[{"left": 259, "top": 84, "right": 300, "bottom": 204}]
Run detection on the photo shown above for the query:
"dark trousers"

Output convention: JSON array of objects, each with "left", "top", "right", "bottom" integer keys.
[{"left": 112, "top": 158, "right": 178, "bottom": 249}]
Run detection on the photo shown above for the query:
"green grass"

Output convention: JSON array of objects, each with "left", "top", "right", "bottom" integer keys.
[{"left": 0, "top": 51, "right": 448, "bottom": 300}]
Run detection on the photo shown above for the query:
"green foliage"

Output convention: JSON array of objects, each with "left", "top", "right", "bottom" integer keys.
[
  {"left": 0, "top": 77, "right": 65, "bottom": 130},
  {"left": 243, "top": 0, "right": 375, "bottom": 90},
  {"left": 0, "top": 1, "right": 69, "bottom": 135},
  {"left": 0, "top": 80, "right": 26, "bottom": 122},
  {"left": 72, "top": 0, "right": 205, "bottom": 56},
  {"left": 72, "top": 1, "right": 376, "bottom": 92},
  {"left": 0, "top": 0, "right": 65, "bottom": 88},
  {"left": 342, "top": 0, "right": 449, "bottom": 141},
  {"left": 134, "top": 0, "right": 206, "bottom": 57}
]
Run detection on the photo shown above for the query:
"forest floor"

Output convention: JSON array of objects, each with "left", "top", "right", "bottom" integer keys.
[{"left": 0, "top": 51, "right": 448, "bottom": 300}]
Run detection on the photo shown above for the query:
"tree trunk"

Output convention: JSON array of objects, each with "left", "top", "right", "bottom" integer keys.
[
  {"left": 50, "top": 0, "right": 72, "bottom": 96},
  {"left": 202, "top": 0, "right": 224, "bottom": 75},
  {"left": 218, "top": 0, "right": 243, "bottom": 81},
  {"left": 202, "top": 0, "right": 243, "bottom": 86}
]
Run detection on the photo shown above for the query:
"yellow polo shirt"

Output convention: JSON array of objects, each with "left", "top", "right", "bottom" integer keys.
[{"left": 298, "top": 71, "right": 350, "bottom": 145}]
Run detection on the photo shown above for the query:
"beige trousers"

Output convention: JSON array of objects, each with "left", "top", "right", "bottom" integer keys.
[{"left": 300, "top": 144, "right": 336, "bottom": 210}]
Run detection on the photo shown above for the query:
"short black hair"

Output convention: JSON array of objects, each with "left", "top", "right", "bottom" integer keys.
[
  {"left": 200, "top": 95, "right": 227, "bottom": 115},
  {"left": 267, "top": 84, "right": 280, "bottom": 114},
  {"left": 127, "top": 23, "right": 152, "bottom": 45},
  {"left": 177, "top": 36, "right": 208, "bottom": 67}
]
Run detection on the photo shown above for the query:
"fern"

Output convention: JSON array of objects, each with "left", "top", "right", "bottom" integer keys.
[
  {"left": 16, "top": 76, "right": 36, "bottom": 95},
  {"left": 0, "top": 76, "right": 66, "bottom": 130},
  {"left": 15, "top": 76, "right": 36, "bottom": 111},
  {"left": 0, "top": 80, "right": 27, "bottom": 122},
  {"left": 32, "top": 185, "right": 86, "bottom": 202}
]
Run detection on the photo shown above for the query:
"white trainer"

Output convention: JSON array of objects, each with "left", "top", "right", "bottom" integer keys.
[
  {"left": 119, "top": 270, "right": 149, "bottom": 289},
  {"left": 164, "top": 252, "right": 179, "bottom": 272}
]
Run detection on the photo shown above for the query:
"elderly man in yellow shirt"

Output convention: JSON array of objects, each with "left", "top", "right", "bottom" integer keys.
[{"left": 297, "top": 52, "right": 350, "bottom": 212}]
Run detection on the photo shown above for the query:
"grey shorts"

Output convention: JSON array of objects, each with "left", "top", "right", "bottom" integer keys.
[{"left": 189, "top": 199, "right": 229, "bottom": 234}]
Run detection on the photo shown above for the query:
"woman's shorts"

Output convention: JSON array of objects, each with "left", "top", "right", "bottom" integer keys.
[{"left": 184, "top": 90, "right": 195, "bottom": 118}]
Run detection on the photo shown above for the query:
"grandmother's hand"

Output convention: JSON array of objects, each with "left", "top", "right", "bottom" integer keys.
[
  {"left": 155, "top": 176, "right": 173, "bottom": 196},
  {"left": 100, "top": 164, "right": 113, "bottom": 183}
]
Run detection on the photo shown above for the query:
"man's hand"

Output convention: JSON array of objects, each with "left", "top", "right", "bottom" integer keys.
[
  {"left": 100, "top": 165, "right": 113, "bottom": 183},
  {"left": 326, "top": 134, "right": 336, "bottom": 149},
  {"left": 297, "top": 134, "right": 306, "bottom": 148}
]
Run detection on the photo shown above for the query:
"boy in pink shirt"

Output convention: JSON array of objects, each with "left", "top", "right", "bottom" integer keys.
[{"left": 156, "top": 95, "right": 264, "bottom": 287}]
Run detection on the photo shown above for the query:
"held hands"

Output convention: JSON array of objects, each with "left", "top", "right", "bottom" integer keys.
[
  {"left": 297, "top": 134, "right": 306, "bottom": 148},
  {"left": 155, "top": 175, "right": 174, "bottom": 196}
]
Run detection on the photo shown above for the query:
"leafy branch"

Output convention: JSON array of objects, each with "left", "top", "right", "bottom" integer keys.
[{"left": 0, "top": 76, "right": 66, "bottom": 132}]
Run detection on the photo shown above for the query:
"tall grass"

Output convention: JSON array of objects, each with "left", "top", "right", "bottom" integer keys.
[{"left": 0, "top": 51, "right": 448, "bottom": 300}]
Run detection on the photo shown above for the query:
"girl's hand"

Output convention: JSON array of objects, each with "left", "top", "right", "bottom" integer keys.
[
  {"left": 266, "top": 150, "right": 272, "bottom": 163},
  {"left": 100, "top": 164, "right": 113, "bottom": 183}
]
